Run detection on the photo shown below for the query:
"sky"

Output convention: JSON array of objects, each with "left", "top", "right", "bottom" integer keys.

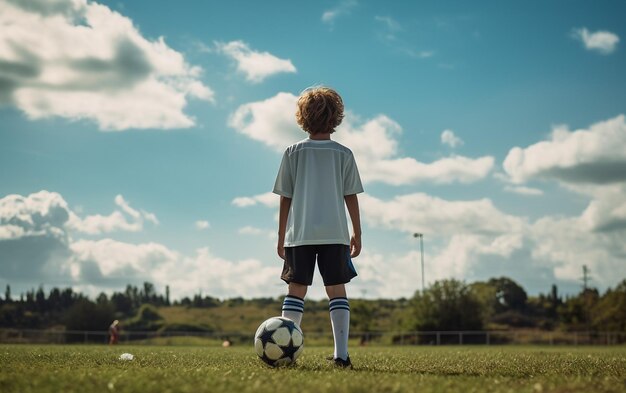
[{"left": 1, "top": 0, "right": 625, "bottom": 300}]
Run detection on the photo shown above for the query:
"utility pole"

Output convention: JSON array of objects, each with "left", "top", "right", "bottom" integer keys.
[
  {"left": 580, "top": 265, "right": 593, "bottom": 332},
  {"left": 581, "top": 265, "right": 591, "bottom": 291},
  {"left": 413, "top": 233, "right": 425, "bottom": 293}
]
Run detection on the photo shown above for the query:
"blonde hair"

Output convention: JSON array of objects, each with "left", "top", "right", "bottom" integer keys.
[{"left": 295, "top": 86, "right": 344, "bottom": 135}]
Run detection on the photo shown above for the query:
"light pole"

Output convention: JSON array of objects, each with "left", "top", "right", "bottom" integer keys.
[{"left": 413, "top": 233, "right": 425, "bottom": 293}]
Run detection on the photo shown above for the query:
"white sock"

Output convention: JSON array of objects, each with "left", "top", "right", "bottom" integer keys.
[
  {"left": 329, "top": 297, "right": 350, "bottom": 360},
  {"left": 281, "top": 295, "right": 304, "bottom": 326}
]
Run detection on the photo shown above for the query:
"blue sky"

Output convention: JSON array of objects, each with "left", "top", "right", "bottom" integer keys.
[{"left": 1, "top": 0, "right": 625, "bottom": 300}]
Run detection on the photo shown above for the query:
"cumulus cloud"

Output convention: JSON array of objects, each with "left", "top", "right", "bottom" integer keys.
[
  {"left": 503, "top": 115, "right": 626, "bottom": 185},
  {"left": 228, "top": 92, "right": 494, "bottom": 186},
  {"left": 0, "top": 191, "right": 71, "bottom": 241},
  {"left": 502, "top": 114, "right": 626, "bottom": 232},
  {"left": 0, "top": 190, "right": 157, "bottom": 288},
  {"left": 228, "top": 92, "right": 301, "bottom": 149},
  {"left": 496, "top": 114, "right": 626, "bottom": 285},
  {"left": 572, "top": 27, "right": 620, "bottom": 54},
  {"left": 0, "top": 190, "right": 281, "bottom": 298},
  {"left": 358, "top": 191, "right": 626, "bottom": 293},
  {"left": 0, "top": 0, "right": 213, "bottom": 130},
  {"left": 348, "top": 193, "right": 528, "bottom": 297},
  {"left": 441, "top": 129, "right": 464, "bottom": 148},
  {"left": 530, "top": 215, "right": 626, "bottom": 286},
  {"left": 68, "top": 239, "right": 278, "bottom": 298},
  {"left": 231, "top": 192, "right": 278, "bottom": 208},
  {"left": 359, "top": 193, "right": 526, "bottom": 237},
  {"left": 67, "top": 195, "right": 158, "bottom": 235},
  {"left": 577, "top": 183, "right": 626, "bottom": 232},
  {"left": 215, "top": 40, "right": 296, "bottom": 83}
]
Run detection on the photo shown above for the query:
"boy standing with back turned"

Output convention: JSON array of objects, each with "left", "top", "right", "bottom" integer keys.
[{"left": 273, "top": 86, "right": 363, "bottom": 369}]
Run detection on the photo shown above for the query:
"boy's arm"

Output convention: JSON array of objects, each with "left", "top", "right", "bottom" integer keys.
[
  {"left": 277, "top": 196, "right": 292, "bottom": 260},
  {"left": 344, "top": 194, "right": 362, "bottom": 257}
]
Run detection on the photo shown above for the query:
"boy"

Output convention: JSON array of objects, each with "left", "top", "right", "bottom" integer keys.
[{"left": 273, "top": 86, "right": 363, "bottom": 369}]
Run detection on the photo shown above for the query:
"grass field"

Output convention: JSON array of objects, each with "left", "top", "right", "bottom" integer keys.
[{"left": 1, "top": 345, "right": 625, "bottom": 393}]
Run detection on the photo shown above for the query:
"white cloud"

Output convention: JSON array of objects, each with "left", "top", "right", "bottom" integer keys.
[
  {"left": 195, "top": 220, "right": 210, "bottom": 230},
  {"left": 2, "top": 188, "right": 625, "bottom": 297},
  {"left": 504, "top": 186, "right": 544, "bottom": 196},
  {"left": 215, "top": 40, "right": 296, "bottom": 83},
  {"left": 503, "top": 114, "right": 626, "bottom": 232},
  {"left": 503, "top": 114, "right": 626, "bottom": 185},
  {"left": 577, "top": 183, "right": 626, "bottom": 232},
  {"left": 358, "top": 190, "right": 626, "bottom": 293},
  {"left": 0, "top": 190, "right": 70, "bottom": 240},
  {"left": 322, "top": 0, "right": 357, "bottom": 25},
  {"left": 0, "top": 190, "right": 156, "bottom": 241},
  {"left": 360, "top": 193, "right": 526, "bottom": 237},
  {"left": 572, "top": 27, "right": 620, "bottom": 54},
  {"left": 530, "top": 215, "right": 626, "bottom": 286},
  {"left": 0, "top": 190, "right": 281, "bottom": 298},
  {"left": 238, "top": 226, "right": 276, "bottom": 239},
  {"left": 231, "top": 192, "right": 278, "bottom": 208},
  {"left": 351, "top": 192, "right": 529, "bottom": 296},
  {"left": 0, "top": 0, "right": 214, "bottom": 130},
  {"left": 67, "top": 194, "right": 158, "bottom": 235},
  {"left": 229, "top": 92, "right": 494, "bottom": 186},
  {"left": 441, "top": 129, "right": 464, "bottom": 148},
  {"left": 228, "top": 92, "right": 302, "bottom": 149},
  {"left": 496, "top": 114, "right": 626, "bottom": 286},
  {"left": 68, "top": 239, "right": 279, "bottom": 299}
]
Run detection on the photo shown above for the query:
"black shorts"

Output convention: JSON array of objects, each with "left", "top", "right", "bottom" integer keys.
[{"left": 281, "top": 244, "right": 357, "bottom": 286}]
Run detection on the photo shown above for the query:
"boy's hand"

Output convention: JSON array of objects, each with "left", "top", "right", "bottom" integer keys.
[
  {"left": 277, "top": 241, "right": 285, "bottom": 260},
  {"left": 350, "top": 234, "right": 361, "bottom": 258}
]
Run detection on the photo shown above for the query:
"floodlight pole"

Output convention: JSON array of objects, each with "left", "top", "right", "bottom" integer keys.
[{"left": 413, "top": 233, "right": 425, "bottom": 293}]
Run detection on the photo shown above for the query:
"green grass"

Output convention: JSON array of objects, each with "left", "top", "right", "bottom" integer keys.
[{"left": 1, "top": 345, "right": 625, "bottom": 393}]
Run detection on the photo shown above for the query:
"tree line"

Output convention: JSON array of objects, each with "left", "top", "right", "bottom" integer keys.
[{"left": 0, "top": 277, "right": 625, "bottom": 333}]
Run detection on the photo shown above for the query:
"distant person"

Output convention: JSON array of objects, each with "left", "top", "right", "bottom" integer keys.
[
  {"left": 274, "top": 86, "right": 363, "bottom": 369},
  {"left": 109, "top": 320, "right": 120, "bottom": 345}
]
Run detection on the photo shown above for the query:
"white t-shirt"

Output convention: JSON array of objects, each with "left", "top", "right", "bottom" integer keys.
[{"left": 273, "top": 138, "right": 364, "bottom": 247}]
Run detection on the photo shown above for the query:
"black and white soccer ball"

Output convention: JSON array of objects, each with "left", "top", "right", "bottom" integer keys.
[{"left": 254, "top": 317, "right": 304, "bottom": 367}]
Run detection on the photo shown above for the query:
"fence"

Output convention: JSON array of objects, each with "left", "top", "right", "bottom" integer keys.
[{"left": 1, "top": 328, "right": 625, "bottom": 346}]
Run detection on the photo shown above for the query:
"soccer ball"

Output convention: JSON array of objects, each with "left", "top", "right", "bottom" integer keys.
[{"left": 254, "top": 317, "right": 304, "bottom": 367}]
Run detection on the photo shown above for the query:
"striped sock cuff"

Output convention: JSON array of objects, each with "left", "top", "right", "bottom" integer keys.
[
  {"left": 282, "top": 295, "right": 304, "bottom": 314},
  {"left": 329, "top": 297, "right": 350, "bottom": 312}
]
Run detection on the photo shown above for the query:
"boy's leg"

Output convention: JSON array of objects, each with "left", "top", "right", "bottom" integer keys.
[
  {"left": 282, "top": 282, "right": 307, "bottom": 326},
  {"left": 326, "top": 284, "right": 350, "bottom": 361},
  {"left": 280, "top": 246, "right": 316, "bottom": 326}
]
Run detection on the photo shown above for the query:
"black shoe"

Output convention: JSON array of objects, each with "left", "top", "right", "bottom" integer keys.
[{"left": 333, "top": 356, "right": 352, "bottom": 369}]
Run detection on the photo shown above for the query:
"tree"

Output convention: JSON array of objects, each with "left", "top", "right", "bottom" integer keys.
[
  {"left": 64, "top": 299, "right": 115, "bottom": 331},
  {"left": 488, "top": 277, "right": 528, "bottom": 312},
  {"left": 559, "top": 288, "right": 599, "bottom": 330},
  {"left": 407, "top": 279, "right": 483, "bottom": 331},
  {"left": 35, "top": 286, "right": 46, "bottom": 312},
  {"left": 469, "top": 281, "right": 498, "bottom": 323},
  {"left": 591, "top": 280, "right": 626, "bottom": 331},
  {"left": 4, "top": 285, "right": 11, "bottom": 303}
]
